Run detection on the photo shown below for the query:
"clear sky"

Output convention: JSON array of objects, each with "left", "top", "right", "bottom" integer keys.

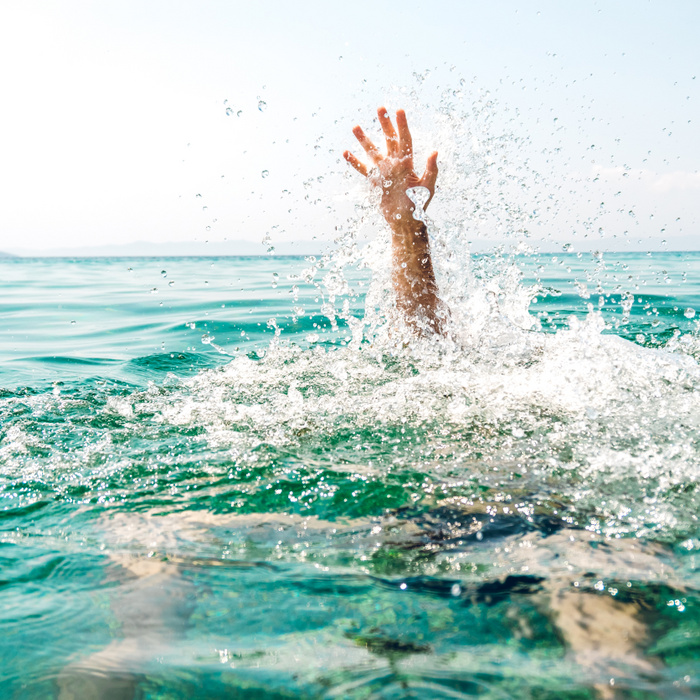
[{"left": 1, "top": 0, "right": 698, "bottom": 253}]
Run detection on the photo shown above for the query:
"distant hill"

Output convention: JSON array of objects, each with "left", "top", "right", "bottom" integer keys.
[
  {"left": 5, "top": 239, "right": 328, "bottom": 258},
  {"left": 4, "top": 235, "right": 698, "bottom": 259}
]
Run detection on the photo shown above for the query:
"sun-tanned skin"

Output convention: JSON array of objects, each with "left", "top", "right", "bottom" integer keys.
[{"left": 344, "top": 107, "right": 447, "bottom": 336}]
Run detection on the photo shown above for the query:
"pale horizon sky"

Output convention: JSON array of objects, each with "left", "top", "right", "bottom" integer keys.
[{"left": 1, "top": 0, "right": 699, "bottom": 254}]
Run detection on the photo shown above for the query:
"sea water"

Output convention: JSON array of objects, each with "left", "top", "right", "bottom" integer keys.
[{"left": 1, "top": 251, "right": 699, "bottom": 699}]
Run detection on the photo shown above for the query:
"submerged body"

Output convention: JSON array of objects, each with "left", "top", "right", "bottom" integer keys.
[{"left": 2, "top": 252, "right": 699, "bottom": 699}]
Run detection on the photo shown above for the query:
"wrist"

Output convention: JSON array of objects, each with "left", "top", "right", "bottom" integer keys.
[{"left": 381, "top": 190, "right": 417, "bottom": 225}]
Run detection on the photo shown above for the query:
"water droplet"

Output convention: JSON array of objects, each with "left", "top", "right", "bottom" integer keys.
[
  {"left": 258, "top": 100, "right": 267, "bottom": 112},
  {"left": 237, "top": 110, "right": 242, "bottom": 117},
  {"left": 225, "top": 107, "right": 234, "bottom": 116},
  {"left": 70, "top": 320, "right": 76, "bottom": 325},
  {"left": 450, "top": 584, "right": 461, "bottom": 597},
  {"left": 161, "top": 270, "right": 167, "bottom": 277},
  {"left": 684, "top": 308, "right": 695, "bottom": 319},
  {"left": 261, "top": 170, "right": 269, "bottom": 178},
  {"left": 399, "top": 582, "right": 407, "bottom": 590},
  {"left": 168, "top": 280, "right": 175, "bottom": 287}
]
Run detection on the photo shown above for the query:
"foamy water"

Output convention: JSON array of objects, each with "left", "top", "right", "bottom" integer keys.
[{"left": 1, "top": 247, "right": 698, "bottom": 697}]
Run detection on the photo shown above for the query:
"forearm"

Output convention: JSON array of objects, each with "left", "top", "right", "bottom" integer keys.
[
  {"left": 388, "top": 217, "right": 444, "bottom": 335},
  {"left": 344, "top": 106, "right": 445, "bottom": 335}
]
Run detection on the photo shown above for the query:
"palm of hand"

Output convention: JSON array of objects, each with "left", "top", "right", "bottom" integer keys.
[
  {"left": 344, "top": 107, "right": 438, "bottom": 224},
  {"left": 373, "top": 155, "right": 421, "bottom": 220}
]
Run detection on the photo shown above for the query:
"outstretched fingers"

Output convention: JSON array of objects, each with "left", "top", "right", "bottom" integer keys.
[
  {"left": 377, "top": 106, "right": 399, "bottom": 157},
  {"left": 343, "top": 150, "right": 369, "bottom": 177},
  {"left": 352, "top": 126, "right": 382, "bottom": 164},
  {"left": 395, "top": 109, "right": 413, "bottom": 159},
  {"left": 346, "top": 110, "right": 437, "bottom": 200}
]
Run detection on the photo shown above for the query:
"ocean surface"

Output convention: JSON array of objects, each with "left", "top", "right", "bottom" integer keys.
[{"left": 1, "top": 251, "right": 699, "bottom": 699}]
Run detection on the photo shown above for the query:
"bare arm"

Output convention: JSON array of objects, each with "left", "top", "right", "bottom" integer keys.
[{"left": 344, "top": 107, "right": 447, "bottom": 336}]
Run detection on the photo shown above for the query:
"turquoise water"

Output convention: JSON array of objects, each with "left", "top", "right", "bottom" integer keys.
[{"left": 1, "top": 252, "right": 699, "bottom": 698}]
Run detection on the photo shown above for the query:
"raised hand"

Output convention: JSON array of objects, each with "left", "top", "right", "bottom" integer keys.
[
  {"left": 344, "top": 107, "right": 447, "bottom": 337},
  {"left": 343, "top": 107, "right": 438, "bottom": 224}
]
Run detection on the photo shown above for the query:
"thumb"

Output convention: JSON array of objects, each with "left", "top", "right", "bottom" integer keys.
[{"left": 420, "top": 151, "right": 438, "bottom": 209}]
